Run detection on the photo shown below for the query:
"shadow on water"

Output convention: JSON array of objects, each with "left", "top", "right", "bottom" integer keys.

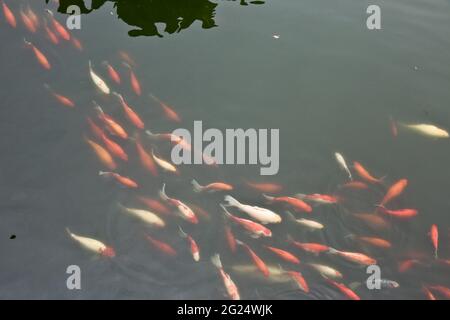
[{"left": 45, "top": 0, "right": 265, "bottom": 37}]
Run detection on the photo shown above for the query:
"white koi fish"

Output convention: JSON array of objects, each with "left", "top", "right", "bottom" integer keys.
[
  {"left": 118, "top": 203, "right": 165, "bottom": 228},
  {"left": 89, "top": 60, "right": 110, "bottom": 95},
  {"left": 334, "top": 152, "right": 352, "bottom": 180},
  {"left": 66, "top": 228, "right": 115, "bottom": 257},
  {"left": 223, "top": 195, "right": 281, "bottom": 224}
]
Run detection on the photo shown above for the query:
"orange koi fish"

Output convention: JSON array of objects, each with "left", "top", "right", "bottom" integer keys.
[
  {"left": 2, "top": 1, "right": 16, "bottom": 28},
  {"left": 353, "top": 161, "right": 384, "bottom": 184},
  {"left": 328, "top": 248, "right": 376, "bottom": 266},
  {"left": 290, "top": 240, "right": 330, "bottom": 254},
  {"left": 84, "top": 137, "right": 116, "bottom": 170},
  {"left": 376, "top": 205, "right": 418, "bottom": 219},
  {"left": 191, "top": 179, "right": 233, "bottom": 193},
  {"left": 45, "top": 9, "right": 70, "bottom": 40},
  {"left": 102, "top": 61, "right": 121, "bottom": 84},
  {"left": 351, "top": 213, "right": 390, "bottom": 230},
  {"left": 86, "top": 117, "right": 104, "bottom": 140},
  {"left": 113, "top": 92, "right": 144, "bottom": 129},
  {"left": 285, "top": 270, "right": 309, "bottom": 293},
  {"left": 137, "top": 196, "right": 170, "bottom": 215},
  {"left": 427, "top": 285, "right": 450, "bottom": 299},
  {"left": 44, "top": 84, "right": 75, "bottom": 108},
  {"left": 44, "top": 21, "right": 59, "bottom": 44},
  {"left": 24, "top": 39, "right": 51, "bottom": 70},
  {"left": 224, "top": 224, "right": 237, "bottom": 253},
  {"left": 327, "top": 279, "right": 360, "bottom": 300},
  {"left": 340, "top": 181, "right": 369, "bottom": 190},
  {"left": 135, "top": 137, "right": 158, "bottom": 176},
  {"left": 347, "top": 235, "right": 392, "bottom": 249},
  {"left": 100, "top": 133, "right": 128, "bottom": 161},
  {"left": 123, "top": 63, "right": 141, "bottom": 95},
  {"left": 145, "top": 234, "right": 177, "bottom": 257},
  {"left": 244, "top": 181, "right": 283, "bottom": 193},
  {"left": 20, "top": 9, "right": 36, "bottom": 33},
  {"left": 99, "top": 171, "right": 138, "bottom": 188},
  {"left": 263, "top": 194, "right": 312, "bottom": 213},
  {"left": 379, "top": 179, "right": 408, "bottom": 206},
  {"left": 429, "top": 224, "right": 438, "bottom": 258},
  {"left": 265, "top": 246, "right": 300, "bottom": 264},
  {"left": 236, "top": 240, "right": 270, "bottom": 277},
  {"left": 389, "top": 116, "right": 398, "bottom": 138},
  {"left": 94, "top": 102, "right": 128, "bottom": 139},
  {"left": 179, "top": 227, "right": 200, "bottom": 262},
  {"left": 71, "top": 37, "right": 83, "bottom": 51},
  {"left": 149, "top": 93, "right": 181, "bottom": 123}
]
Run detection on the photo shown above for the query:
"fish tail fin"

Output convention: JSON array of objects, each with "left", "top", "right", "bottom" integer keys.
[
  {"left": 88, "top": 60, "right": 93, "bottom": 69},
  {"left": 224, "top": 195, "right": 240, "bottom": 208},
  {"left": 219, "top": 204, "right": 233, "bottom": 219},
  {"left": 235, "top": 239, "right": 244, "bottom": 246},
  {"left": 262, "top": 194, "right": 274, "bottom": 202},
  {"left": 178, "top": 226, "right": 187, "bottom": 238},
  {"left": 65, "top": 227, "right": 73, "bottom": 237},
  {"left": 191, "top": 179, "right": 203, "bottom": 193},
  {"left": 295, "top": 193, "right": 306, "bottom": 199},
  {"left": 344, "top": 233, "right": 356, "bottom": 240},
  {"left": 101, "top": 60, "right": 109, "bottom": 67},
  {"left": 159, "top": 183, "right": 169, "bottom": 201},
  {"left": 23, "top": 38, "right": 31, "bottom": 46},
  {"left": 327, "top": 247, "right": 339, "bottom": 254},
  {"left": 211, "top": 254, "right": 222, "bottom": 269},
  {"left": 284, "top": 211, "right": 296, "bottom": 222},
  {"left": 144, "top": 129, "right": 157, "bottom": 139},
  {"left": 122, "top": 61, "right": 131, "bottom": 69}
]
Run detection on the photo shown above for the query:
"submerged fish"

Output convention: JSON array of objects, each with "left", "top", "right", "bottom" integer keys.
[
  {"left": 159, "top": 184, "right": 198, "bottom": 224},
  {"left": 192, "top": 179, "right": 233, "bottom": 193},
  {"left": 400, "top": 123, "right": 449, "bottom": 138},
  {"left": 211, "top": 254, "right": 240, "bottom": 300},
  {"left": 335, "top": 152, "right": 352, "bottom": 181},
  {"left": 24, "top": 39, "right": 51, "bottom": 70},
  {"left": 285, "top": 212, "right": 324, "bottom": 230},
  {"left": 262, "top": 194, "right": 312, "bottom": 213},
  {"left": 118, "top": 203, "right": 165, "bottom": 228},
  {"left": 224, "top": 195, "right": 281, "bottom": 224},
  {"left": 236, "top": 240, "right": 270, "bottom": 277},
  {"left": 89, "top": 61, "right": 110, "bottom": 95},
  {"left": 2, "top": 2, "right": 16, "bottom": 28},
  {"left": 66, "top": 228, "right": 115, "bottom": 257},
  {"left": 221, "top": 205, "right": 272, "bottom": 238},
  {"left": 99, "top": 171, "right": 138, "bottom": 188},
  {"left": 179, "top": 227, "right": 200, "bottom": 262}
]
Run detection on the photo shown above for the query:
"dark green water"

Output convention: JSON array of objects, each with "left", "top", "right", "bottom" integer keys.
[{"left": 0, "top": 0, "right": 449, "bottom": 299}]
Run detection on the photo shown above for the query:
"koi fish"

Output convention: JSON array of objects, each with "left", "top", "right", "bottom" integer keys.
[
  {"left": 44, "top": 84, "right": 75, "bottom": 108},
  {"left": 102, "top": 61, "right": 121, "bottom": 84},
  {"left": 135, "top": 138, "right": 158, "bottom": 176},
  {"left": 327, "top": 279, "right": 360, "bottom": 300},
  {"left": 379, "top": 179, "right": 408, "bottom": 206},
  {"left": 45, "top": 9, "right": 70, "bottom": 40},
  {"left": 84, "top": 137, "right": 116, "bottom": 170},
  {"left": 152, "top": 150, "right": 178, "bottom": 174},
  {"left": 244, "top": 181, "right": 283, "bottom": 193},
  {"left": 24, "top": 39, "right": 51, "bottom": 70},
  {"left": 427, "top": 285, "right": 450, "bottom": 299},
  {"left": 20, "top": 9, "right": 36, "bottom": 33},
  {"left": 118, "top": 50, "right": 136, "bottom": 67},
  {"left": 376, "top": 205, "right": 418, "bottom": 219},
  {"left": 328, "top": 248, "right": 376, "bottom": 266},
  {"left": 179, "top": 227, "right": 200, "bottom": 262},
  {"left": 220, "top": 204, "right": 272, "bottom": 238},
  {"left": 285, "top": 212, "right": 324, "bottom": 230},
  {"left": 224, "top": 195, "right": 281, "bottom": 224},
  {"left": 149, "top": 93, "right": 181, "bottom": 123},
  {"left": 99, "top": 132, "right": 128, "bottom": 161},
  {"left": 44, "top": 21, "right": 59, "bottom": 44},
  {"left": 290, "top": 240, "right": 330, "bottom": 254},
  {"left": 295, "top": 193, "right": 339, "bottom": 205},
  {"left": 430, "top": 224, "right": 438, "bottom": 259},
  {"left": 66, "top": 228, "right": 115, "bottom": 257},
  {"left": 99, "top": 171, "right": 138, "bottom": 188},
  {"left": 335, "top": 152, "right": 352, "bottom": 180},
  {"left": 353, "top": 161, "right": 384, "bottom": 184},
  {"left": 351, "top": 213, "right": 390, "bottom": 230},
  {"left": 159, "top": 184, "right": 198, "bottom": 224},
  {"left": 285, "top": 270, "right": 309, "bottom": 293},
  {"left": 224, "top": 223, "right": 237, "bottom": 253},
  {"left": 265, "top": 246, "right": 300, "bottom": 264},
  {"left": 137, "top": 196, "right": 170, "bottom": 215},
  {"left": 71, "top": 37, "right": 83, "bottom": 51},
  {"left": 389, "top": 116, "right": 398, "bottom": 138},
  {"left": 236, "top": 240, "right": 270, "bottom": 277},
  {"left": 2, "top": 1, "right": 16, "bottom": 28},
  {"left": 118, "top": 203, "right": 165, "bottom": 228},
  {"left": 145, "top": 234, "right": 177, "bottom": 257},
  {"left": 25, "top": 6, "right": 39, "bottom": 29},
  {"left": 262, "top": 194, "right": 312, "bottom": 213},
  {"left": 398, "top": 259, "right": 420, "bottom": 273},
  {"left": 307, "top": 263, "right": 343, "bottom": 280},
  {"left": 113, "top": 92, "right": 144, "bottom": 129},
  {"left": 87, "top": 117, "right": 104, "bottom": 140},
  {"left": 400, "top": 123, "right": 449, "bottom": 139},
  {"left": 340, "top": 181, "right": 369, "bottom": 190},
  {"left": 191, "top": 179, "right": 233, "bottom": 193},
  {"left": 94, "top": 103, "right": 128, "bottom": 139},
  {"left": 211, "top": 254, "right": 240, "bottom": 300},
  {"left": 89, "top": 61, "right": 110, "bottom": 95},
  {"left": 123, "top": 62, "right": 141, "bottom": 96},
  {"left": 422, "top": 286, "right": 437, "bottom": 300},
  {"left": 347, "top": 235, "right": 392, "bottom": 249}
]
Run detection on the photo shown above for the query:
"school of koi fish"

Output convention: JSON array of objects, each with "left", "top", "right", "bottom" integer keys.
[{"left": 2, "top": 0, "right": 449, "bottom": 300}]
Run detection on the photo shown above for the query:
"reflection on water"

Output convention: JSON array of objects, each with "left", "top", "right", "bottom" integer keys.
[{"left": 48, "top": 0, "right": 265, "bottom": 37}]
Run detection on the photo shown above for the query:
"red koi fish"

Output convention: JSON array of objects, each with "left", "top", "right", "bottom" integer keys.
[
  {"left": 137, "top": 196, "right": 170, "bottom": 215},
  {"left": 100, "top": 133, "right": 128, "bottom": 161},
  {"left": 103, "top": 61, "right": 121, "bottom": 84},
  {"left": 149, "top": 93, "right": 181, "bottom": 123},
  {"left": 87, "top": 117, "right": 104, "bottom": 140},
  {"left": 123, "top": 62, "right": 141, "bottom": 95},
  {"left": 45, "top": 9, "right": 70, "bottom": 40},
  {"left": 286, "top": 270, "right": 309, "bottom": 293},
  {"left": 327, "top": 279, "right": 360, "bottom": 300},
  {"left": 376, "top": 205, "right": 418, "bottom": 219},
  {"left": 244, "top": 181, "right": 283, "bottom": 193},
  {"left": 113, "top": 92, "right": 144, "bottom": 129},
  {"left": 340, "top": 181, "right": 369, "bottom": 190},
  {"left": 191, "top": 179, "right": 233, "bottom": 193},
  {"left": 44, "top": 84, "right": 75, "bottom": 108},
  {"left": 135, "top": 137, "right": 158, "bottom": 176},
  {"left": 224, "top": 224, "right": 237, "bottom": 253},
  {"left": 94, "top": 102, "right": 128, "bottom": 139},
  {"left": 290, "top": 240, "right": 330, "bottom": 255},
  {"left": 2, "top": 1, "right": 16, "bottom": 28},
  {"left": 328, "top": 248, "right": 376, "bottom": 266},
  {"left": 44, "top": 21, "right": 59, "bottom": 44},
  {"left": 20, "top": 9, "right": 36, "bottom": 33},
  {"left": 145, "top": 234, "right": 177, "bottom": 257},
  {"left": 429, "top": 224, "right": 438, "bottom": 258}
]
